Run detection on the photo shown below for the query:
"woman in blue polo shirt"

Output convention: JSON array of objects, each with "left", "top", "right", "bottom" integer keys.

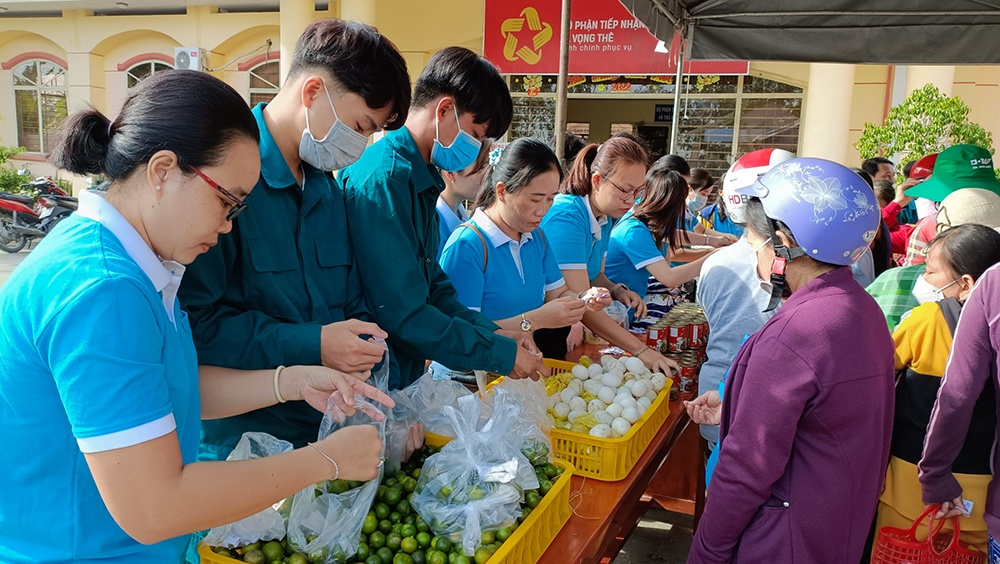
[
  {"left": 539, "top": 136, "right": 678, "bottom": 375},
  {"left": 0, "top": 71, "right": 392, "bottom": 563},
  {"left": 440, "top": 139, "right": 607, "bottom": 343},
  {"left": 436, "top": 141, "right": 492, "bottom": 259},
  {"left": 606, "top": 162, "right": 715, "bottom": 302}
]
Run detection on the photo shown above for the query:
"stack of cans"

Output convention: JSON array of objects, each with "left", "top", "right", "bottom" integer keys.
[{"left": 645, "top": 303, "right": 709, "bottom": 399}]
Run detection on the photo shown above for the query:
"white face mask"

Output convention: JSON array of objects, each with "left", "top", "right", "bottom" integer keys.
[
  {"left": 299, "top": 80, "right": 369, "bottom": 171},
  {"left": 748, "top": 237, "right": 773, "bottom": 291},
  {"left": 911, "top": 274, "right": 958, "bottom": 304},
  {"left": 688, "top": 193, "right": 708, "bottom": 213}
]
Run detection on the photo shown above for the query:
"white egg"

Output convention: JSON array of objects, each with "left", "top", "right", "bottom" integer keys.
[
  {"left": 609, "top": 366, "right": 627, "bottom": 379},
  {"left": 646, "top": 389, "right": 658, "bottom": 402},
  {"left": 650, "top": 373, "right": 667, "bottom": 392},
  {"left": 611, "top": 358, "right": 628, "bottom": 373},
  {"left": 600, "top": 355, "right": 617, "bottom": 369},
  {"left": 570, "top": 396, "right": 587, "bottom": 413},
  {"left": 583, "top": 379, "right": 603, "bottom": 395},
  {"left": 589, "top": 424, "right": 613, "bottom": 438},
  {"left": 588, "top": 399, "right": 607, "bottom": 414},
  {"left": 611, "top": 417, "right": 632, "bottom": 436},
  {"left": 622, "top": 407, "right": 641, "bottom": 423},
  {"left": 596, "top": 386, "right": 616, "bottom": 404},
  {"left": 560, "top": 388, "right": 577, "bottom": 404},
  {"left": 630, "top": 380, "right": 649, "bottom": 398},
  {"left": 588, "top": 363, "right": 605, "bottom": 378},
  {"left": 595, "top": 410, "right": 615, "bottom": 425},
  {"left": 601, "top": 373, "right": 623, "bottom": 388},
  {"left": 624, "top": 356, "right": 646, "bottom": 374},
  {"left": 567, "top": 409, "right": 587, "bottom": 423},
  {"left": 571, "top": 364, "right": 591, "bottom": 380},
  {"left": 605, "top": 402, "right": 624, "bottom": 418},
  {"left": 611, "top": 430, "right": 623, "bottom": 439},
  {"left": 554, "top": 402, "right": 571, "bottom": 419},
  {"left": 567, "top": 379, "right": 583, "bottom": 393},
  {"left": 637, "top": 396, "right": 653, "bottom": 411},
  {"left": 618, "top": 396, "right": 639, "bottom": 411},
  {"left": 614, "top": 393, "right": 633, "bottom": 407},
  {"left": 547, "top": 394, "right": 559, "bottom": 408}
]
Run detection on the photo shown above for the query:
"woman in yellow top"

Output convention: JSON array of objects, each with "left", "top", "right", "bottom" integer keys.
[{"left": 878, "top": 223, "right": 1000, "bottom": 552}]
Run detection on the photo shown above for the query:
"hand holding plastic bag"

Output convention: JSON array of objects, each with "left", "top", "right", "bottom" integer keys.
[{"left": 203, "top": 433, "right": 293, "bottom": 549}]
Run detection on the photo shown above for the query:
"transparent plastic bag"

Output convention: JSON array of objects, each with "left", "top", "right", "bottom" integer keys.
[
  {"left": 490, "top": 380, "right": 553, "bottom": 466},
  {"left": 286, "top": 396, "right": 386, "bottom": 563},
  {"left": 203, "top": 433, "right": 293, "bottom": 548},
  {"left": 411, "top": 394, "right": 538, "bottom": 556},
  {"left": 606, "top": 300, "right": 630, "bottom": 330},
  {"left": 400, "top": 371, "right": 473, "bottom": 437}
]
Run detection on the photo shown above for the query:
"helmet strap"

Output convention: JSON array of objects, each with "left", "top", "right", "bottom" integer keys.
[{"left": 764, "top": 219, "right": 805, "bottom": 312}]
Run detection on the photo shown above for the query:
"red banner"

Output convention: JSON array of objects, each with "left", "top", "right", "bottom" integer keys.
[{"left": 483, "top": 0, "right": 749, "bottom": 76}]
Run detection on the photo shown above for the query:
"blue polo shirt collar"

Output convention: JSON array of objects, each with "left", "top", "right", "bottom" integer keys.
[
  {"left": 436, "top": 195, "right": 468, "bottom": 234},
  {"left": 388, "top": 127, "right": 446, "bottom": 194},
  {"left": 472, "top": 208, "right": 533, "bottom": 247},
  {"left": 583, "top": 195, "right": 608, "bottom": 240}
]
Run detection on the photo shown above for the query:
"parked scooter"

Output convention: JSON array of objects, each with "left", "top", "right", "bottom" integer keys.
[{"left": 0, "top": 170, "right": 77, "bottom": 253}]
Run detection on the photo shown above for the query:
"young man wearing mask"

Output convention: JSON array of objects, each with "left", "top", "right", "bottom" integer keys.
[
  {"left": 179, "top": 19, "right": 412, "bottom": 463},
  {"left": 338, "top": 47, "right": 548, "bottom": 392}
]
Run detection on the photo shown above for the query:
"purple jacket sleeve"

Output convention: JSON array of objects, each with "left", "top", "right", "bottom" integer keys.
[
  {"left": 689, "top": 337, "right": 818, "bottom": 562},
  {"left": 918, "top": 273, "right": 996, "bottom": 504}
]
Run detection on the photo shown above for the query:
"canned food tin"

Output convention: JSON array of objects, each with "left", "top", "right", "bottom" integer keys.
[
  {"left": 688, "top": 319, "right": 703, "bottom": 349},
  {"left": 647, "top": 327, "right": 662, "bottom": 347},
  {"left": 666, "top": 322, "right": 689, "bottom": 353},
  {"left": 679, "top": 361, "right": 697, "bottom": 394}
]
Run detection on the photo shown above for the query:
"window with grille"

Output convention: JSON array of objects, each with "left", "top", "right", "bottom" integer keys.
[
  {"left": 126, "top": 61, "right": 172, "bottom": 89},
  {"left": 249, "top": 60, "right": 280, "bottom": 106},
  {"left": 13, "top": 60, "right": 68, "bottom": 153},
  {"left": 510, "top": 96, "right": 556, "bottom": 142}
]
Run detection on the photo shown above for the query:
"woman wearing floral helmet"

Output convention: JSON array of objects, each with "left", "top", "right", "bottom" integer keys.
[{"left": 686, "top": 159, "right": 894, "bottom": 563}]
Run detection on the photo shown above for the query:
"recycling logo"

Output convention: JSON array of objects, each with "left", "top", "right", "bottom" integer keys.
[{"left": 501, "top": 7, "right": 553, "bottom": 65}]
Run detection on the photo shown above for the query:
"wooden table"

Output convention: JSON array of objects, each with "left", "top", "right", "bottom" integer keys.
[{"left": 537, "top": 344, "right": 702, "bottom": 563}]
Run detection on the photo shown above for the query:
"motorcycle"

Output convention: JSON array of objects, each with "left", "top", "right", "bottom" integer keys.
[{"left": 0, "top": 170, "right": 77, "bottom": 253}]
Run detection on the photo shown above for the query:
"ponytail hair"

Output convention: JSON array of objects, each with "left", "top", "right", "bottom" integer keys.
[
  {"left": 563, "top": 136, "right": 648, "bottom": 197},
  {"left": 633, "top": 164, "right": 688, "bottom": 249},
  {"left": 49, "top": 70, "right": 259, "bottom": 182},
  {"left": 475, "top": 137, "right": 562, "bottom": 210}
]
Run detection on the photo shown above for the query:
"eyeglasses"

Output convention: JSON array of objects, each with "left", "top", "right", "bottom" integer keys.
[
  {"left": 605, "top": 178, "right": 646, "bottom": 201},
  {"left": 189, "top": 166, "right": 248, "bottom": 222}
]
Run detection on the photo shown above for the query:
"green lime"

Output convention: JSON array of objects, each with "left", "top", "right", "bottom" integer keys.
[
  {"left": 375, "top": 502, "right": 391, "bottom": 520},
  {"left": 308, "top": 546, "right": 328, "bottom": 564},
  {"left": 415, "top": 531, "right": 432, "bottom": 549},
  {"left": 385, "top": 477, "right": 399, "bottom": 488},
  {"left": 242, "top": 549, "right": 266, "bottom": 564},
  {"left": 212, "top": 547, "right": 233, "bottom": 557},
  {"left": 401, "top": 536, "right": 418, "bottom": 553},
  {"left": 357, "top": 543, "right": 371, "bottom": 561},
  {"left": 411, "top": 468, "right": 422, "bottom": 481},
  {"left": 385, "top": 487, "right": 402, "bottom": 506},
  {"left": 387, "top": 532, "right": 403, "bottom": 551},
  {"left": 363, "top": 514, "right": 379, "bottom": 535},
  {"left": 365, "top": 555, "right": 382, "bottom": 564},
  {"left": 542, "top": 463, "right": 558, "bottom": 478},
  {"left": 379, "top": 519, "right": 393, "bottom": 534},
  {"left": 393, "top": 553, "right": 414, "bottom": 564},
  {"left": 328, "top": 478, "right": 351, "bottom": 494},
  {"left": 377, "top": 547, "right": 394, "bottom": 564},
  {"left": 526, "top": 491, "right": 542, "bottom": 508},
  {"left": 435, "top": 537, "right": 452, "bottom": 554},
  {"left": 426, "top": 550, "right": 447, "bottom": 564},
  {"left": 397, "top": 499, "right": 412, "bottom": 516},
  {"left": 392, "top": 523, "right": 403, "bottom": 536},
  {"left": 473, "top": 547, "right": 491, "bottom": 564},
  {"left": 261, "top": 540, "right": 284, "bottom": 562},
  {"left": 495, "top": 527, "right": 512, "bottom": 542},
  {"left": 402, "top": 478, "right": 417, "bottom": 493},
  {"left": 447, "top": 553, "right": 457, "bottom": 564},
  {"left": 416, "top": 518, "right": 430, "bottom": 532},
  {"left": 377, "top": 485, "right": 388, "bottom": 501},
  {"left": 438, "top": 486, "right": 452, "bottom": 499},
  {"left": 390, "top": 511, "right": 402, "bottom": 524},
  {"left": 403, "top": 514, "right": 417, "bottom": 526},
  {"left": 289, "top": 554, "right": 310, "bottom": 564},
  {"left": 369, "top": 531, "right": 386, "bottom": 549},
  {"left": 456, "top": 555, "right": 471, "bottom": 564},
  {"left": 481, "top": 530, "right": 495, "bottom": 545},
  {"left": 400, "top": 524, "right": 417, "bottom": 538},
  {"left": 411, "top": 549, "right": 426, "bottom": 564},
  {"left": 539, "top": 480, "right": 552, "bottom": 495},
  {"left": 519, "top": 507, "right": 532, "bottom": 523},
  {"left": 555, "top": 464, "right": 565, "bottom": 475}
]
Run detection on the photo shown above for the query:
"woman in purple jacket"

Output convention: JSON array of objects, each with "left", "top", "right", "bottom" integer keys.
[{"left": 687, "top": 158, "right": 894, "bottom": 563}]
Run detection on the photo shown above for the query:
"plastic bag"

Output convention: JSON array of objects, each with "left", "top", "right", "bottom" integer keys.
[
  {"left": 606, "top": 300, "right": 630, "bottom": 329},
  {"left": 411, "top": 394, "right": 538, "bottom": 556},
  {"left": 490, "top": 378, "right": 553, "bottom": 465},
  {"left": 203, "top": 433, "right": 293, "bottom": 548},
  {"left": 399, "top": 371, "right": 473, "bottom": 437},
  {"left": 286, "top": 395, "right": 386, "bottom": 564}
]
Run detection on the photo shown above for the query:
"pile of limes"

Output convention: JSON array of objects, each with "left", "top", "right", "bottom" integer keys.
[{"left": 209, "top": 443, "right": 564, "bottom": 564}]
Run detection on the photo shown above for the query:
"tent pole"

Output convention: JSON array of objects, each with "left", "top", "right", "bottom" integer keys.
[
  {"left": 669, "top": 31, "right": 685, "bottom": 154},
  {"left": 554, "top": 0, "right": 572, "bottom": 162}
]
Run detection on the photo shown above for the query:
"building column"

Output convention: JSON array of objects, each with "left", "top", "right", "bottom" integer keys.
[
  {"left": 279, "top": 0, "right": 314, "bottom": 83},
  {"left": 340, "top": 0, "right": 376, "bottom": 25},
  {"left": 904, "top": 65, "right": 955, "bottom": 96},
  {"left": 800, "top": 63, "right": 856, "bottom": 163},
  {"left": 65, "top": 52, "right": 106, "bottom": 114}
]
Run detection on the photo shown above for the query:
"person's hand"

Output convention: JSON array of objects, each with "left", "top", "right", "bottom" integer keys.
[
  {"left": 403, "top": 422, "right": 425, "bottom": 462},
  {"left": 638, "top": 347, "right": 678, "bottom": 378},
  {"left": 536, "top": 297, "right": 587, "bottom": 328},
  {"left": 684, "top": 391, "right": 722, "bottom": 425},
  {"left": 580, "top": 287, "right": 613, "bottom": 311},
  {"left": 708, "top": 234, "right": 736, "bottom": 248},
  {"left": 283, "top": 365, "right": 395, "bottom": 420},
  {"left": 935, "top": 496, "right": 969, "bottom": 519},
  {"left": 314, "top": 425, "right": 384, "bottom": 481},
  {"left": 320, "top": 320, "right": 389, "bottom": 376},
  {"left": 612, "top": 284, "right": 647, "bottom": 319},
  {"left": 895, "top": 179, "right": 919, "bottom": 207}
]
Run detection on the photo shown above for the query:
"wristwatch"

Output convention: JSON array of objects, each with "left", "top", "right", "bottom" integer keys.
[{"left": 520, "top": 313, "right": 532, "bottom": 332}]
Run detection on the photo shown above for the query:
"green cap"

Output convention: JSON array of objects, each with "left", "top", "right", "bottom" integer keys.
[{"left": 905, "top": 144, "right": 1000, "bottom": 202}]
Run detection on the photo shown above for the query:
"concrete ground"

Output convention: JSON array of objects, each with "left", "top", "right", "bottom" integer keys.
[
  {"left": 614, "top": 508, "right": 694, "bottom": 563},
  {"left": 0, "top": 246, "right": 30, "bottom": 287}
]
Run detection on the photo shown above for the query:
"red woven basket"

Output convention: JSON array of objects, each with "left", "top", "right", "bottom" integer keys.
[{"left": 872, "top": 504, "right": 984, "bottom": 564}]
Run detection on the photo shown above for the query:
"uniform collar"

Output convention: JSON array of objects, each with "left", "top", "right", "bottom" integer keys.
[
  {"left": 436, "top": 195, "right": 468, "bottom": 233},
  {"left": 76, "top": 190, "right": 185, "bottom": 323},
  {"left": 583, "top": 195, "right": 608, "bottom": 240},
  {"left": 387, "top": 127, "right": 446, "bottom": 194},
  {"left": 472, "top": 208, "right": 533, "bottom": 248}
]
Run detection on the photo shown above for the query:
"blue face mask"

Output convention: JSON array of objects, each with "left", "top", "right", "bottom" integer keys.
[{"left": 431, "top": 105, "right": 482, "bottom": 172}]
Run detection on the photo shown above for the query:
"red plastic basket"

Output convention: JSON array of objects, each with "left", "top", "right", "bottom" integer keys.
[{"left": 871, "top": 504, "right": 984, "bottom": 564}]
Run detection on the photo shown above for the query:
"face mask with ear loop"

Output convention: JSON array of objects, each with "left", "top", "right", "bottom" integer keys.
[{"left": 762, "top": 218, "right": 806, "bottom": 312}]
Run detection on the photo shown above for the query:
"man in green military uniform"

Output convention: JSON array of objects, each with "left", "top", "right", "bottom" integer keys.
[{"left": 338, "top": 47, "right": 548, "bottom": 390}]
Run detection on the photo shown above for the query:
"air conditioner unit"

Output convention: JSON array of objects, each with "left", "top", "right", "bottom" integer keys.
[{"left": 174, "top": 47, "right": 205, "bottom": 71}]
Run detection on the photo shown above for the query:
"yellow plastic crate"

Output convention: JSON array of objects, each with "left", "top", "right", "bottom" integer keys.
[
  {"left": 200, "top": 433, "right": 574, "bottom": 564},
  {"left": 493, "top": 358, "right": 673, "bottom": 481}
]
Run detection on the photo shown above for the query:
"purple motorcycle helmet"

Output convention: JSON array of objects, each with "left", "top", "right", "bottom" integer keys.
[{"left": 734, "top": 157, "right": 880, "bottom": 265}]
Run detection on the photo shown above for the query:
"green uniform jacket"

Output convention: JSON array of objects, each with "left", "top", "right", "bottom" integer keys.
[
  {"left": 338, "top": 127, "right": 516, "bottom": 388},
  {"left": 179, "top": 103, "right": 370, "bottom": 458}
]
